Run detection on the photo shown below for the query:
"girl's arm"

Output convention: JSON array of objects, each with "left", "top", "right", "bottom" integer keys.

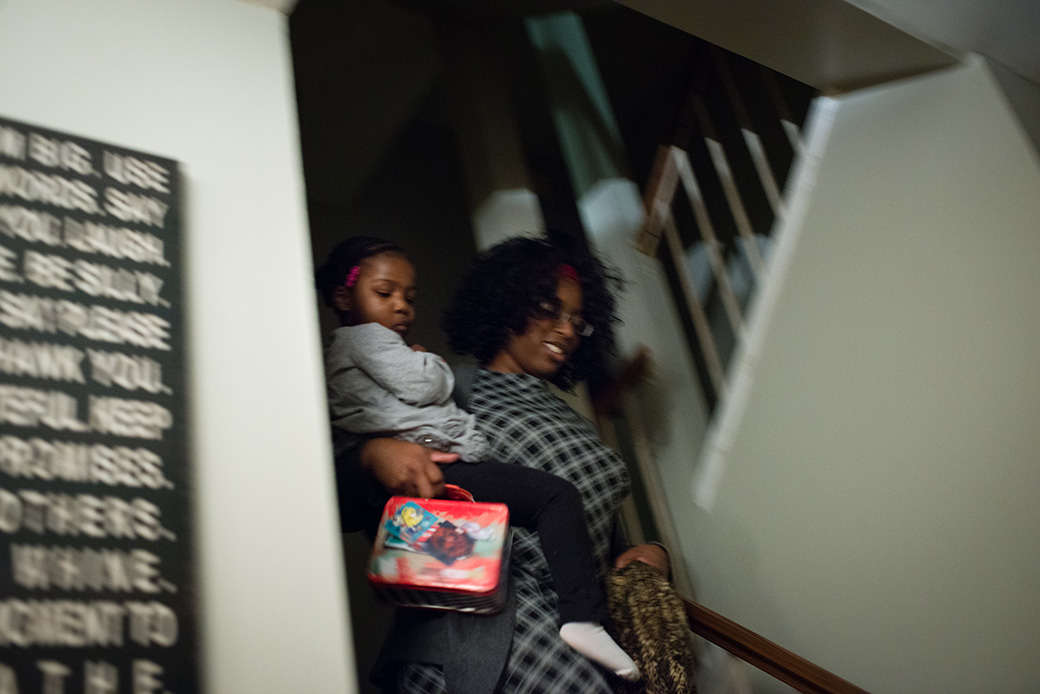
[{"left": 347, "top": 323, "right": 454, "bottom": 406}]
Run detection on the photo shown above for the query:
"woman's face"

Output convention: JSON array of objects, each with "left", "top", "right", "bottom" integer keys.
[{"left": 487, "top": 277, "right": 583, "bottom": 380}]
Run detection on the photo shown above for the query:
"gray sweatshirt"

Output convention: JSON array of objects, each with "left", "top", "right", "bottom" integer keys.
[{"left": 325, "top": 322, "right": 488, "bottom": 461}]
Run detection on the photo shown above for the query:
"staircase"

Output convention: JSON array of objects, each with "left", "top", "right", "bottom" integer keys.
[
  {"left": 617, "top": 43, "right": 873, "bottom": 694},
  {"left": 635, "top": 42, "right": 814, "bottom": 412}
]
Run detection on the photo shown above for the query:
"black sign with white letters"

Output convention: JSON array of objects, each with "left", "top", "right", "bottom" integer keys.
[{"left": 0, "top": 115, "right": 197, "bottom": 694}]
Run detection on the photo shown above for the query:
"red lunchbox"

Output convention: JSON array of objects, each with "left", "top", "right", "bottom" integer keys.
[{"left": 366, "top": 485, "right": 511, "bottom": 614}]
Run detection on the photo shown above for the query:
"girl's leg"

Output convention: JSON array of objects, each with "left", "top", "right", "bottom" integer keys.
[
  {"left": 443, "top": 461, "right": 603, "bottom": 623},
  {"left": 441, "top": 461, "right": 639, "bottom": 680}
]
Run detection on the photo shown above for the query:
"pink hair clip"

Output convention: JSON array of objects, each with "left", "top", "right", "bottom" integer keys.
[
  {"left": 345, "top": 265, "right": 361, "bottom": 288},
  {"left": 557, "top": 264, "right": 580, "bottom": 282}
]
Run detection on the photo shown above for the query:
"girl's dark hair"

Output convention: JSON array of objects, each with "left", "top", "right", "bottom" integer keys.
[
  {"left": 314, "top": 235, "right": 407, "bottom": 310},
  {"left": 441, "top": 235, "right": 622, "bottom": 389}
]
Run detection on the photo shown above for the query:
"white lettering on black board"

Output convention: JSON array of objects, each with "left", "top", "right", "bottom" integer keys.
[
  {"left": 0, "top": 126, "right": 26, "bottom": 161},
  {"left": 0, "top": 244, "right": 20, "bottom": 284},
  {"left": 86, "top": 660, "right": 119, "bottom": 694},
  {"left": 0, "top": 115, "right": 193, "bottom": 692},
  {"left": 11, "top": 545, "right": 168, "bottom": 594},
  {"left": 103, "top": 153, "right": 169, "bottom": 194},
  {"left": 0, "top": 436, "right": 171, "bottom": 489}
]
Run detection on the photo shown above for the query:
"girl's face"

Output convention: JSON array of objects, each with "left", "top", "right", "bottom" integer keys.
[
  {"left": 487, "top": 277, "right": 583, "bottom": 380},
  {"left": 336, "top": 252, "right": 417, "bottom": 338}
]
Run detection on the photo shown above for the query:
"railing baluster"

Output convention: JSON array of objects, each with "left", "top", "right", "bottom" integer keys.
[
  {"left": 673, "top": 146, "right": 746, "bottom": 340},
  {"left": 712, "top": 46, "right": 785, "bottom": 219},
  {"left": 662, "top": 210, "right": 729, "bottom": 400},
  {"left": 760, "top": 64, "right": 805, "bottom": 157},
  {"left": 692, "top": 94, "right": 767, "bottom": 280},
  {"left": 636, "top": 144, "right": 679, "bottom": 257}
]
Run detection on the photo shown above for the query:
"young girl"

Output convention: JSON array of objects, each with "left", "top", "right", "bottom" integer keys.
[{"left": 316, "top": 235, "right": 639, "bottom": 681}]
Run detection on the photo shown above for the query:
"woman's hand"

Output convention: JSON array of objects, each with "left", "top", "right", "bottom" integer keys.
[
  {"left": 360, "top": 438, "right": 457, "bottom": 498},
  {"left": 614, "top": 543, "right": 670, "bottom": 578}
]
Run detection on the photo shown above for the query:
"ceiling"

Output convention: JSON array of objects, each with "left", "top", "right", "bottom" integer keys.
[
  {"left": 283, "top": 0, "right": 1040, "bottom": 86},
  {"left": 287, "top": 0, "right": 1040, "bottom": 211},
  {"left": 615, "top": 0, "right": 1040, "bottom": 91},
  {"left": 846, "top": 0, "right": 1040, "bottom": 85}
]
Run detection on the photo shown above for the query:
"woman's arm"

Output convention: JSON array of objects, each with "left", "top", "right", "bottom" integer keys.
[
  {"left": 332, "top": 431, "right": 383, "bottom": 534},
  {"left": 360, "top": 437, "right": 456, "bottom": 499},
  {"left": 614, "top": 543, "right": 670, "bottom": 577},
  {"left": 608, "top": 514, "right": 672, "bottom": 578},
  {"left": 610, "top": 521, "right": 671, "bottom": 577},
  {"left": 334, "top": 435, "right": 459, "bottom": 534}
]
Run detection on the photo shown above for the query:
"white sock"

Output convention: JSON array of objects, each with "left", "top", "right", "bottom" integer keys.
[{"left": 559, "top": 622, "right": 640, "bottom": 681}]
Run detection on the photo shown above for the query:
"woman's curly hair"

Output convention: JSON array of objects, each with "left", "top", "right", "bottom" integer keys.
[
  {"left": 441, "top": 235, "right": 623, "bottom": 390},
  {"left": 314, "top": 235, "right": 407, "bottom": 313}
]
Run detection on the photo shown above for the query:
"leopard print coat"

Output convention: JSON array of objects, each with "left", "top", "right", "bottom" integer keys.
[{"left": 607, "top": 560, "right": 697, "bottom": 694}]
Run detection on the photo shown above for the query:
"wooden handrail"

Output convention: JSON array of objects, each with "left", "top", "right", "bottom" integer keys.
[{"left": 683, "top": 598, "right": 870, "bottom": 694}]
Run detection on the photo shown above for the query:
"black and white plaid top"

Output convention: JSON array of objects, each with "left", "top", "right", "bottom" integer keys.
[{"left": 398, "top": 369, "right": 631, "bottom": 693}]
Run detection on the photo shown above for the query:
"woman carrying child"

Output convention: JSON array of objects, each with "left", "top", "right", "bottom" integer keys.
[
  {"left": 318, "top": 234, "right": 668, "bottom": 693},
  {"left": 317, "top": 236, "right": 639, "bottom": 683}
]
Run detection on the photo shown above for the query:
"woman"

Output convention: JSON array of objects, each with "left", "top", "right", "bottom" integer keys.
[{"left": 335, "top": 235, "right": 667, "bottom": 693}]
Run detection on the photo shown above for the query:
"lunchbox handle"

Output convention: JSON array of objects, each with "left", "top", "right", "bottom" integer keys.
[{"left": 442, "top": 484, "right": 474, "bottom": 502}]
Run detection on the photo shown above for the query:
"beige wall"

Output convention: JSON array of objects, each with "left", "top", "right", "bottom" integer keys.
[
  {"left": 0, "top": 1, "right": 356, "bottom": 692},
  {"left": 683, "top": 56, "right": 1040, "bottom": 692}
]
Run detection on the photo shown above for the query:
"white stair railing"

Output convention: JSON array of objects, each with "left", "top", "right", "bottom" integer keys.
[{"left": 635, "top": 46, "right": 813, "bottom": 412}]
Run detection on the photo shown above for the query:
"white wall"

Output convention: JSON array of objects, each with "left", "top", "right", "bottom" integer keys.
[
  {"left": 988, "top": 58, "right": 1040, "bottom": 155},
  {"left": 0, "top": 1, "right": 356, "bottom": 692},
  {"left": 685, "top": 56, "right": 1040, "bottom": 692}
]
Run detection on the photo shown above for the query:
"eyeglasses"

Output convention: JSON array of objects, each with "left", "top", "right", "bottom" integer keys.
[{"left": 532, "top": 300, "right": 594, "bottom": 337}]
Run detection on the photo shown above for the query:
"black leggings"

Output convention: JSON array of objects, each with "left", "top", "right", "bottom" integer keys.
[{"left": 441, "top": 461, "right": 607, "bottom": 625}]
